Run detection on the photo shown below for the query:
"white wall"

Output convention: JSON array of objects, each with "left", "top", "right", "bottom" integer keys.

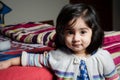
[{"left": 1, "top": 0, "right": 69, "bottom": 25}]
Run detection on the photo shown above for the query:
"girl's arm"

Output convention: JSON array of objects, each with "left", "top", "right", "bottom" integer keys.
[
  {"left": 0, "top": 57, "right": 20, "bottom": 69},
  {"left": 0, "top": 50, "right": 49, "bottom": 69}
]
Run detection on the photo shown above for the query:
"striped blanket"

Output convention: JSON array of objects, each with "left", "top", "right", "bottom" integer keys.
[
  {"left": 0, "top": 22, "right": 56, "bottom": 47},
  {"left": 103, "top": 31, "right": 120, "bottom": 75}
]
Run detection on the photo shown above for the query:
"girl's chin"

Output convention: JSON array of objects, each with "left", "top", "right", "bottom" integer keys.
[{"left": 71, "top": 48, "right": 84, "bottom": 52}]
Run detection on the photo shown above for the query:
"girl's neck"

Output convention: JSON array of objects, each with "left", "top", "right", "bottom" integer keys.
[
  {"left": 74, "top": 51, "right": 90, "bottom": 58},
  {"left": 75, "top": 53, "right": 89, "bottom": 58}
]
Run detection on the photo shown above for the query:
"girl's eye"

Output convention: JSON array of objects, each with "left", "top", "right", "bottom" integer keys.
[
  {"left": 65, "top": 30, "right": 74, "bottom": 35},
  {"left": 68, "top": 31, "right": 73, "bottom": 34},
  {"left": 80, "top": 30, "right": 87, "bottom": 34}
]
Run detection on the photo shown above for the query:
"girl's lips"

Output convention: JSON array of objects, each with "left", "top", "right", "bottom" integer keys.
[{"left": 72, "top": 44, "right": 81, "bottom": 47}]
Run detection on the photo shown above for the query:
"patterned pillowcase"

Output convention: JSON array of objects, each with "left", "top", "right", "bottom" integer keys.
[
  {"left": 0, "top": 22, "right": 56, "bottom": 47},
  {"left": 103, "top": 31, "right": 120, "bottom": 71}
]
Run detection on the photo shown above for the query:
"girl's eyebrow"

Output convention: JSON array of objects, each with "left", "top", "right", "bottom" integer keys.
[
  {"left": 80, "top": 27, "right": 90, "bottom": 30},
  {"left": 65, "top": 27, "right": 90, "bottom": 30},
  {"left": 65, "top": 26, "right": 89, "bottom": 30}
]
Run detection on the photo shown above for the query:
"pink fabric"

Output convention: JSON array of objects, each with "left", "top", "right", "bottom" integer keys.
[
  {"left": 103, "top": 32, "right": 120, "bottom": 68},
  {"left": 114, "top": 56, "right": 120, "bottom": 66},
  {"left": 0, "top": 66, "right": 53, "bottom": 80},
  {"left": 103, "top": 32, "right": 120, "bottom": 53},
  {"left": 104, "top": 34, "right": 120, "bottom": 45},
  {"left": 103, "top": 43, "right": 120, "bottom": 53}
]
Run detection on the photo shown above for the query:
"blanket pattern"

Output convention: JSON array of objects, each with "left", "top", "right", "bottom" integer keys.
[
  {"left": 0, "top": 22, "right": 56, "bottom": 47},
  {"left": 103, "top": 31, "right": 120, "bottom": 74}
]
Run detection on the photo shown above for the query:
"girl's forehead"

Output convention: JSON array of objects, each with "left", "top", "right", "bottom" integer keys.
[{"left": 67, "top": 17, "right": 89, "bottom": 29}]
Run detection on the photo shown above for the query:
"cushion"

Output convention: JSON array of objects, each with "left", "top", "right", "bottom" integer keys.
[
  {"left": 0, "top": 66, "right": 53, "bottom": 80},
  {"left": 103, "top": 31, "right": 120, "bottom": 75}
]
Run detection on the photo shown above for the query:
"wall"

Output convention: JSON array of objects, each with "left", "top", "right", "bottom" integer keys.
[
  {"left": 113, "top": 0, "right": 120, "bottom": 30},
  {"left": 1, "top": 0, "right": 69, "bottom": 25},
  {"left": 1, "top": 0, "right": 120, "bottom": 30}
]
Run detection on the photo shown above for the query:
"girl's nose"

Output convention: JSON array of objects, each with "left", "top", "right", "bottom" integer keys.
[{"left": 73, "top": 33, "right": 81, "bottom": 42}]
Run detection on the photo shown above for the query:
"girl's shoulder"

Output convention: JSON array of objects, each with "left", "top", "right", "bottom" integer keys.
[
  {"left": 87, "top": 49, "right": 117, "bottom": 78},
  {"left": 94, "top": 48, "right": 112, "bottom": 58},
  {"left": 91, "top": 48, "right": 115, "bottom": 67}
]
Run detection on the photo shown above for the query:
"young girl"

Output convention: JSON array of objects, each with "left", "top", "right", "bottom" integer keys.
[{"left": 0, "top": 3, "right": 119, "bottom": 80}]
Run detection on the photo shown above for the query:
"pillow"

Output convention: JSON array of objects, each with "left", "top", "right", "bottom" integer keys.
[
  {"left": 104, "top": 31, "right": 120, "bottom": 46},
  {"left": 103, "top": 31, "right": 120, "bottom": 75},
  {"left": 103, "top": 31, "right": 120, "bottom": 53},
  {"left": 0, "top": 22, "right": 56, "bottom": 47}
]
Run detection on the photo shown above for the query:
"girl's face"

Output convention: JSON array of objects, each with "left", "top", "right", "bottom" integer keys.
[{"left": 64, "top": 17, "right": 92, "bottom": 56}]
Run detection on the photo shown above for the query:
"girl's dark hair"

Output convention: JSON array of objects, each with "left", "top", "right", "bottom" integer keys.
[{"left": 55, "top": 3, "right": 104, "bottom": 54}]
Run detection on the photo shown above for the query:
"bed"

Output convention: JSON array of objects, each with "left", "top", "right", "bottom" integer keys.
[{"left": 0, "top": 20, "right": 120, "bottom": 80}]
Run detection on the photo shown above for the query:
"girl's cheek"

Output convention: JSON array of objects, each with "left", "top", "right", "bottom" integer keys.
[{"left": 83, "top": 38, "right": 91, "bottom": 44}]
